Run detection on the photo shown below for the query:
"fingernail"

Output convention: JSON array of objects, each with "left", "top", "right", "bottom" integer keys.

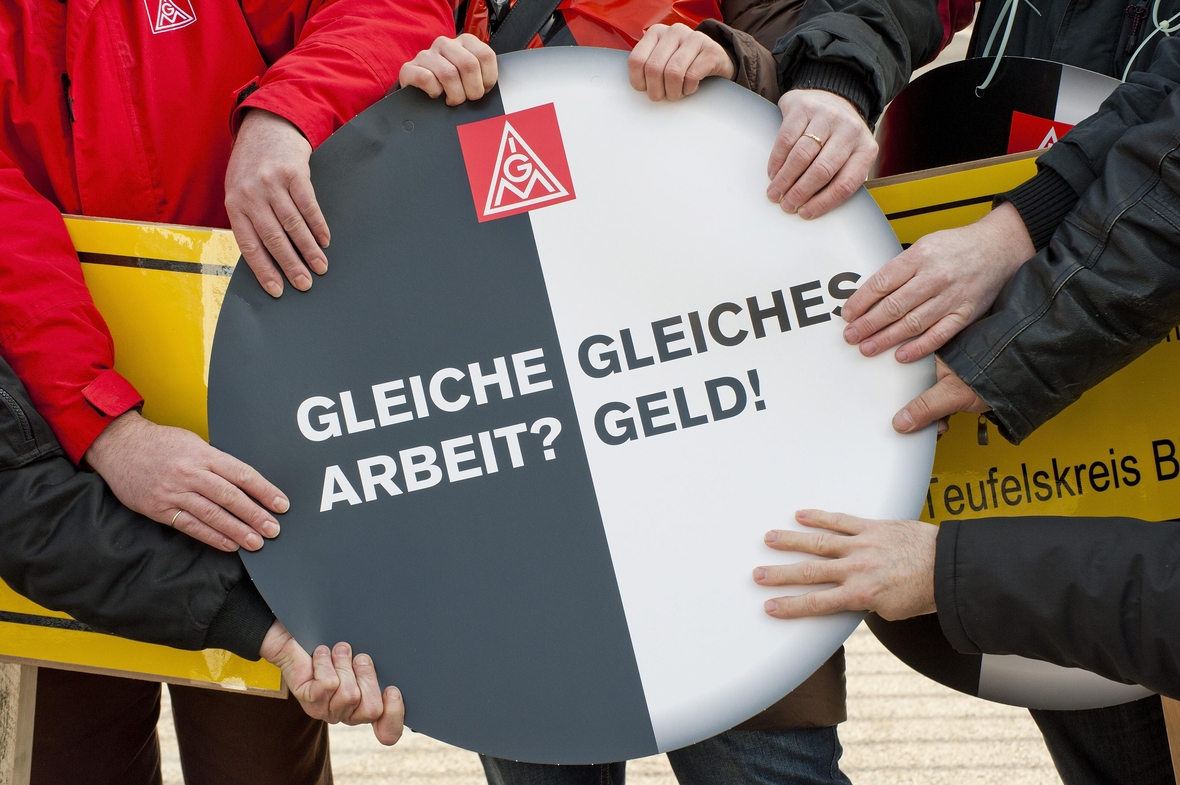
[
  {"left": 753, "top": 568, "right": 767, "bottom": 581},
  {"left": 894, "top": 410, "right": 915, "bottom": 433},
  {"left": 263, "top": 520, "right": 280, "bottom": 538},
  {"left": 319, "top": 236, "right": 330, "bottom": 248},
  {"left": 896, "top": 348, "right": 910, "bottom": 363},
  {"left": 294, "top": 274, "right": 312, "bottom": 291},
  {"left": 247, "top": 532, "right": 263, "bottom": 550},
  {"left": 782, "top": 202, "right": 797, "bottom": 214},
  {"left": 335, "top": 643, "right": 349, "bottom": 657},
  {"left": 274, "top": 496, "right": 290, "bottom": 513},
  {"left": 387, "top": 687, "right": 402, "bottom": 702},
  {"left": 841, "top": 309, "right": 853, "bottom": 323},
  {"left": 765, "top": 530, "right": 780, "bottom": 542},
  {"left": 264, "top": 281, "right": 282, "bottom": 298},
  {"left": 861, "top": 340, "right": 877, "bottom": 356},
  {"left": 312, "top": 259, "right": 328, "bottom": 276},
  {"left": 766, "top": 187, "right": 782, "bottom": 202},
  {"left": 843, "top": 326, "right": 858, "bottom": 344},
  {"left": 798, "top": 208, "right": 812, "bottom": 220},
  {"left": 764, "top": 600, "right": 779, "bottom": 614},
  {"left": 356, "top": 654, "right": 371, "bottom": 667},
  {"left": 316, "top": 645, "right": 331, "bottom": 658}
]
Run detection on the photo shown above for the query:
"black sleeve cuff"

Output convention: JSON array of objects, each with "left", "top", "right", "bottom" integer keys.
[
  {"left": 995, "top": 167, "right": 1080, "bottom": 251},
  {"left": 781, "top": 59, "right": 875, "bottom": 124},
  {"left": 202, "top": 579, "right": 276, "bottom": 660},
  {"left": 934, "top": 520, "right": 980, "bottom": 655}
]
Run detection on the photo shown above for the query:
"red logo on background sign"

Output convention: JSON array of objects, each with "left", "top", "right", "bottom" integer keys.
[
  {"left": 457, "top": 104, "right": 576, "bottom": 222},
  {"left": 1007, "top": 111, "right": 1075, "bottom": 155}
]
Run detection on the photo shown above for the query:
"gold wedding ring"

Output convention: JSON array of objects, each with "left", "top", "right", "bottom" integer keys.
[
  {"left": 802, "top": 132, "right": 825, "bottom": 148},
  {"left": 170, "top": 510, "right": 182, "bottom": 528}
]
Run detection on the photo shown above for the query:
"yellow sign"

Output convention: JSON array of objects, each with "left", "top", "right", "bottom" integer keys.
[
  {"left": 4, "top": 148, "right": 1171, "bottom": 690},
  {"left": 869, "top": 150, "right": 1180, "bottom": 523},
  {"left": 0, "top": 217, "right": 281, "bottom": 694}
]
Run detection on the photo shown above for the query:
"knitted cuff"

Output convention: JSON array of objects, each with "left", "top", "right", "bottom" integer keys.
[
  {"left": 202, "top": 579, "right": 276, "bottom": 661},
  {"left": 782, "top": 59, "right": 875, "bottom": 123},
  {"left": 996, "top": 167, "right": 1079, "bottom": 251}
]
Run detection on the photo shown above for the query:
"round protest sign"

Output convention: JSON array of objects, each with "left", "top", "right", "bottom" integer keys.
[
  {"left": 876, "top": 57, "right": 1117, "bottom": 177},
  {"left": 208, "top": 48, "right": 935, "bottom": 764}
]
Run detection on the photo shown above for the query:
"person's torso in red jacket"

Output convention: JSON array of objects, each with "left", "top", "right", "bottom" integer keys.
[
  {"left": 459, "top": 0, "right": 722, "bottom": 51},
  {"left": 1, "top": 0, "right": 267, "bottom": 228}
]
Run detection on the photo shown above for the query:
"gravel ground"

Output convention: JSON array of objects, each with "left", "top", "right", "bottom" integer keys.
[{"left": 158, "top": 623, "right": 1060, "bottom": 785}]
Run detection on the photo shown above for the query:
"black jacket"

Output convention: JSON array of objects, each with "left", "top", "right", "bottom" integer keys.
[
  {"left": 0, "top": 356, "right": 274, "bottom": 659},
  {"left": 969, "top": 0, "right": 1180, "bottom": 81},
  {"left": 935, "top": 516, "right": 1180, "bottom": 699},
  {"left": 941, "top": 39, "right": 1180, "bottom": 443}
]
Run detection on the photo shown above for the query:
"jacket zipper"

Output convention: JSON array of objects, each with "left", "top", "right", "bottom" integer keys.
[
  {"left": 61, "top": 73, "right": 74, "bottom": 123},
  {"left": 0, "top": 388, "right": 35, "bottom": 443}
]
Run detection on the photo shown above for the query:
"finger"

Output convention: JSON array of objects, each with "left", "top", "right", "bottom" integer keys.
[
  {"left": 765, "top": 588, "right": 859, "bottom": 619},
  {"left": 663, "top": 36, "right": 705, "bottom": 101},
  {"left": 227, "top": 210, "right": 283, "bottom": 298},
  {"left": 459, "top": 34, "right": 498, "bottom": 92},
  {"left": 181, "top": 492, "right": 263, "bottom": 551},
  {"left": 766, "top": 106, "right": 807, "bottom": 182},
  {"left": 628, "top": 26, "right": 664, "bottom": 93},
  {"left": 251, "top": 204, "right": 313, "bottom": 291},
  {"left": 191, "top": 470, "right": 279, "bottom": 540},
  {"left": 349, "top": 654, "right": 386, "bottom": 724},
  {"left": 894, "top": 377, "right": 977, "bottom": 433},
  {"left": 841, "top": 252, "right": 916, "bottom": 326},
  {"left": 796, "top": 144, "right": 876, "bottom": 219},
  {"left": 766, "top": 119, "right": 823, "bottom": 207},
  {"left": 208, "top": 449, "right": 289, "bottom": 514},
  {"left": 437, "top": 38, "right": 487, "bottom": 101},
  {"left": 842, "top": 264, "right": 925, "bottom": 344},
  {"left": 753, "top": 557, "right": 846, "bottom": 587},
  {"left": 399, "top": 63, "right": 445, "bottom": 99},
  {"left": 288, "top": 174, "right": 330, "bottom": 252},
  {"left": 328, "top": 643, "right": 362, "bottom": 722},
  {"left": 644, "top": 27, "right": 687, "bottom": 101},
  {"left": 857, "top": 297, "right": 952, "bottom": 358},
  {"left": 894, "top": 313, "right": 971, "bottom": 363},
  {"left": 780, "top": 126, "right": 852, "bottom": 213},
  {"left": 417, "top": 50, "right": 467, "bottom": 106},
  {"left": 168, "top": 510, "right": 238, "bottom": 552},
  {"left": 270, "top": 187, "right": 327, "bottom": 276},
  {"left": 372, "top": 687, "right": 405, "bottom": 746},
  {"left": 937, "top": 418, "right": 950, "bottom": 435},
  {"left": 795, "top": 508, "right": 868, "bottom": 535},
  {"left": 761, "top": 528, "right": 849, "bottom": 558},
  {"left": 303, "top": 644, "right": 339, "bottom": 717}
]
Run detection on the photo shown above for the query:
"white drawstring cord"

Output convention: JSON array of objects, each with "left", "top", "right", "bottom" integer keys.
[
  {"left": 976, "top": 0, "right": 1023, "bottom": 93},
  {"left": 1122, "top": 0, "right": 1180, "bottom": 81}
]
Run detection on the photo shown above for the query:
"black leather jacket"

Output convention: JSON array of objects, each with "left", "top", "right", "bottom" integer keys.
[
  {"left": 941, "top": 37, "right": 1180, "bottom": 442},
  {"left": 935, "top": 515, "right": 1180, "bottom": 699},
  {"left": 0, "top": 356, "right": 273, "bottom": 659}
]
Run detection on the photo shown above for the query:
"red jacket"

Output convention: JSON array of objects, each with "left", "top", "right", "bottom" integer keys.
[{"left": 0, "top": 0, "right": 451, "bottom": 462}]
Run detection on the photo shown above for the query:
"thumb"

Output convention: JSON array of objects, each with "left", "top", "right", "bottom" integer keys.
[{"left": 893, "top": 375, "right": 978, "bottom": 433}]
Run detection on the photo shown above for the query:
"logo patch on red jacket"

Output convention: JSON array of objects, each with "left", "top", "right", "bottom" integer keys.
[
  {"left": 457, "top": 104, "right": 576, "bottom": 222},
  {"left": 145, "top": 0, "right": 197, "bottom": 33},
  {"left": 1007, "top": 111, "right": 1074, "bottom": 155}
]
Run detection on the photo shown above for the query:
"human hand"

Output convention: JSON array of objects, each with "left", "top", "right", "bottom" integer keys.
[
  {"left": 841, "top": 203, "right": 1036, "bottom": 361},
  {"left": 225, "top": 110, "right": 328, "bottom": 298},
  {"left": 83, "top": 410, "right": 287, "bottom": 552},
  {"left": 892, "top": 357, "right": 988, "bottom": 435},
  {"left": 399, "top": 34, "right": 498, "bottom": 106},
  {"left": 755, "top": 509, "right": 938, "bottom": 621},
  {"left": 628, "top": 23, "right": 735, "bottom": 101},
  {"left": 765, "top": 89, "right": 877, "bottom": 219},
  {"left": 261, "top": 622, "right": 404, "bottom": 745}
]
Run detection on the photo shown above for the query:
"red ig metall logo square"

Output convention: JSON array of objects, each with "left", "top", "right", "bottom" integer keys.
[{"left": 457, "top": 103, "right": 576, "bottom": 223}]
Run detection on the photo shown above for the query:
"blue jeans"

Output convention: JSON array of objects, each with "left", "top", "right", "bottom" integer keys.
[{"left": 480, "top": 726, "right": 852, "bottom": 785}]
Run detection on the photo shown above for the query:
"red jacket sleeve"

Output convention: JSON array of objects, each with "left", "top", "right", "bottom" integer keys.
[
  {"left": 234, "top": 0, "right": 454, "bottom": 148},
  {"left": 0, "top": 151, "right": 143, "bottom": 463}
]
